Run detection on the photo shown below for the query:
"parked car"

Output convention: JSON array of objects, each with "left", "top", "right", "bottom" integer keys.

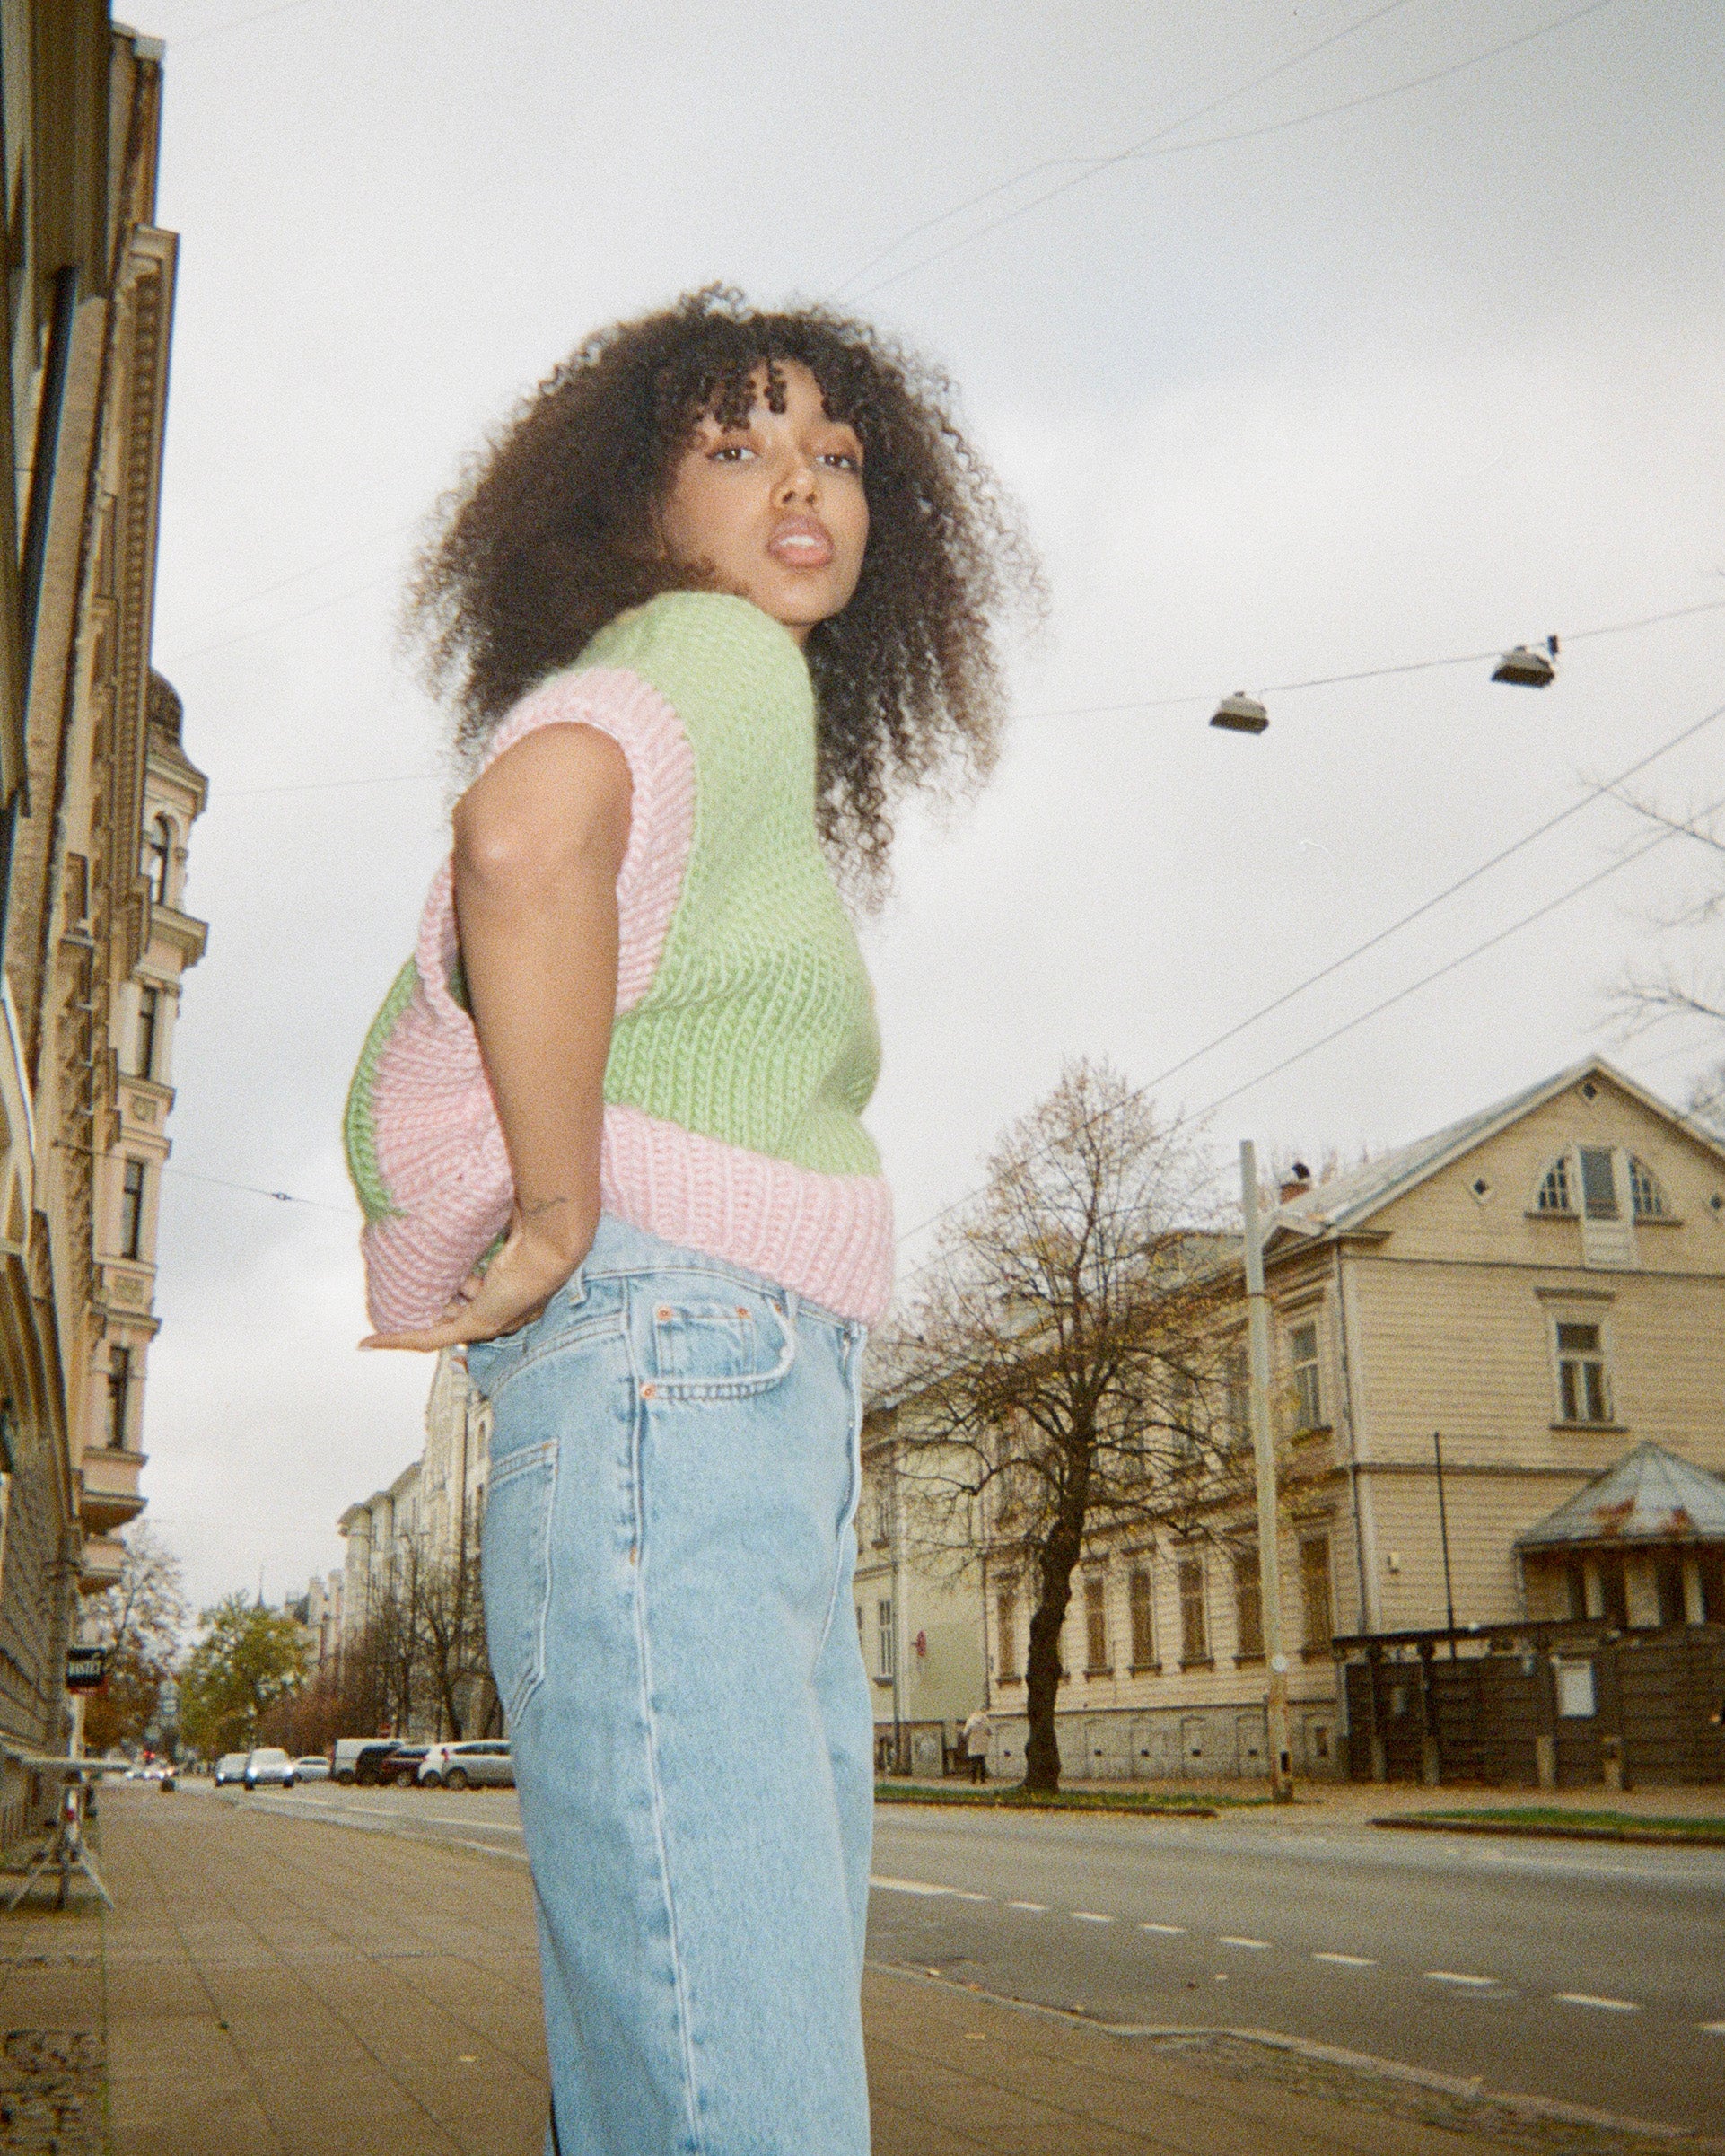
[
  {"left": 293, "top": 1756, "right": 330, "bottom": 1783},
  {"left": 377, "top": 1745, "right": 429, "bottom": 1788},
  {"left": 214, "top": 1752, "right": 248, "bottom": 1786},
  {"left": 242, "top": 1748, "right": 298, "bottom": 1789},
  {"left": 417, "top": 1740, "right": 514, "bottom": 1791},
  {"left": 332, "top": 1739, "right": 403, "bottom": 1785}
]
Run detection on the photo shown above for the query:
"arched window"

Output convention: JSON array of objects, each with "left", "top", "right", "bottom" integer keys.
[
  {"left": 1626, "top": 1156, "right": 1667, "bottom": 1219},
  {"left": 141, "top": 814, "right": 172, "bottom": 904},
  {"left": 1535, "top": 1156, "right": 1572, "bottom": 1214}
]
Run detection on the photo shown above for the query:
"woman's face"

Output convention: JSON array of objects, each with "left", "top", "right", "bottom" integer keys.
[{"left": 659, "top": 359, "right": 869, "bottom": 644}]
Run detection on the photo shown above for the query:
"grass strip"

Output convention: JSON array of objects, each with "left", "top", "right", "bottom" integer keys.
[
  {"left": 873, "top": 1781, "right": 1252, "bottom": 1816},
  {"left": 1376, "top": 1807, "right": 1725, "bottom": 1845}
]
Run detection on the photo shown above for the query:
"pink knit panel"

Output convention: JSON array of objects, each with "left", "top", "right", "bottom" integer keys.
[
  {"left": 361, "top": 668, "right": 695, "bottom": 1333},
  {"left": 598, "top": 1107, "right": 896, "bottom": 1324}
]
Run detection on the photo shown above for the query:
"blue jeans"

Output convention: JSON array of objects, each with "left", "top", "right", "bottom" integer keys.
[{"left": 466, "top": 1215, "right": 875, "bottom": 2156}]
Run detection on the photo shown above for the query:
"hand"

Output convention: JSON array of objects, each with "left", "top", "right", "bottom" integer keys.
[{"left": 359, "top": 1202, "right": 593, "bottom": 1354}]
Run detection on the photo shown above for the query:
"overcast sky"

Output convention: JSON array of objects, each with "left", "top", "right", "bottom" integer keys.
[{"left": 131, "top": 0, "right": 1725, "bottom": 1617}]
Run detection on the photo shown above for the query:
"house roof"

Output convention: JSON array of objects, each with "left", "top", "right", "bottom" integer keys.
[
  {"left": 1515, "top": 1441, "right": 1725, "bottom": 1550},
  {"left": 1266, "top": 1056, "right": 1725, "bottom": 1249}
]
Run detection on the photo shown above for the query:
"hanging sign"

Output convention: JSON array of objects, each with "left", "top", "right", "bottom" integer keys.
[{"left": 66, "top": 1646, "right": 108, "bottom": 1692}]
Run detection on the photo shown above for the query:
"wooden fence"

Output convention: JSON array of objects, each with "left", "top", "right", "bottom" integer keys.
[{"left": 1336, "top": 1619, "right": 1725, "bottom": 1789}]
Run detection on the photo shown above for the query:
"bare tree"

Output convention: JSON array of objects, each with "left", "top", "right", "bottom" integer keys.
[
  {"left": 886, "top": 1061, "right": 1246, "bottom": 1792},
  {"left": 413, "top": 1521, "right": 490, "bottom": 1741},
  {"left": 82, "top": 1523, "right": 188, "bottom": 1756},
  {"left": 1609, "top": 793, "right": 1725, "bottom": 1059}
]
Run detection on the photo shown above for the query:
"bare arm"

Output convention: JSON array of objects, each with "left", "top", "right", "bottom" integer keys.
[{"left": 362, "top": 723, "right": 632, "bottom": 1351}]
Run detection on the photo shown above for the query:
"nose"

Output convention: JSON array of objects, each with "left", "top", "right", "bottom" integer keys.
[{"left": 773, "top": 447, "right": 819, "bottom": 504}]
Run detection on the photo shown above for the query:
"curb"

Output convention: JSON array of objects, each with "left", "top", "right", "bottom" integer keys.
[
  {"left": 1371, "top": 1814, "right": 1725, "bottom": 1849},
  {"left": 869, "top": 1961, "right": 1725, "bottom": 2149}
]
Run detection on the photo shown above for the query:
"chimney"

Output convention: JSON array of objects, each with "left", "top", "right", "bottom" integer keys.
[{"left": 1279, "top": 1160, "right": 1313, "bottom": 1204}]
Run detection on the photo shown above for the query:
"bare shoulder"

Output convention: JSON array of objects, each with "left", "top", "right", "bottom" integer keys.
[{"left": 456, "top": 723, "right": 633, "bottom": 872}]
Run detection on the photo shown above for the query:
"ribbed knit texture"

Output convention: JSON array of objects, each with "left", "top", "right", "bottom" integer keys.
[{"left": 345, "top": 592, "right": 894, "bottom": 1330}]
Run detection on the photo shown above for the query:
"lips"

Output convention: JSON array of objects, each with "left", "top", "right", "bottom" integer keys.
[{"left": 766, "top": 513, "right": 835, "bottom": 569}]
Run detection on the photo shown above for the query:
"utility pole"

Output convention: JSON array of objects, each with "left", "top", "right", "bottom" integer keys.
[{"left": 1241, "top": 1141, "right": 1294, "bottom": 1802}]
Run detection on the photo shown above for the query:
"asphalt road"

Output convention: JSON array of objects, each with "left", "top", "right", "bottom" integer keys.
[{"left": 222, "top": 1781, "right": 1724, "bottom": 2136}]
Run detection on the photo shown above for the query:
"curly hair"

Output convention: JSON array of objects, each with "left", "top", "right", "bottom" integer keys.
[{"left": 405, "top": 287, "right": 1042, "bottom": 898}]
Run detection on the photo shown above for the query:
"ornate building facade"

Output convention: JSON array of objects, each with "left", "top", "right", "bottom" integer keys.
[{"left": 0, "top": 11, "right": 202, "bottom": 1840}]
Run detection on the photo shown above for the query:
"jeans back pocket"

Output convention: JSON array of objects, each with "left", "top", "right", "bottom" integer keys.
[{"left": 480, "top": 1437, "right": 559, "bottom": 1726}]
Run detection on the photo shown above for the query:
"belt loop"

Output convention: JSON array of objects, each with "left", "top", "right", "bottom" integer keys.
[{"left": 781, "top": 1285, "right": 801, "bottom": 1332}]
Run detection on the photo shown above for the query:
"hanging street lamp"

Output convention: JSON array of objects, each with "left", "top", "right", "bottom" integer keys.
[
  {"left": 1492, "top": 635, "right": 1560, "bottom": 688},
  {"left": 1210, "top": 690, "right": 1269, "bottom": 735}
]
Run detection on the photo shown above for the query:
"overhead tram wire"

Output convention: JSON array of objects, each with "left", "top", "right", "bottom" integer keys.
[
  {"left": 831, "top": 0, "right": 1421, "bottom": 297},
  {"left": 890, "top": 790, "right": 1725, "bottom": 1302},
  {"left": 890, "top": 691, "right": 1725, "bottom": 1261},
  {"left": 850, "top": 0, "right": 1619, "bottom": 303},
  {"left": 199, "top": 594, "right": 1725, "bottom": 801}
]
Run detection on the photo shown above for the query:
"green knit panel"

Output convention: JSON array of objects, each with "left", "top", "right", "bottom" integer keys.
[
  {"left": 344, "top": 958, "right": 418, "bottom": 1221},
  {"left": 578, "top": 592, "right": 882, "bottom": 1178}
]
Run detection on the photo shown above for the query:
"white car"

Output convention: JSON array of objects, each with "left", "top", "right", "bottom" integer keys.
[
  {"left": 417, "top": 1740, "right": 513, "bottom": 1790},
  {"left": 293, "top": 1756, "right": 331, "bottom": 1782},
  {"left": 214, "top": 1751, "right": 248, "bottom": 1785},
  {"left": 241, "top": 1747, "right": 298, "bottom": 1789}
]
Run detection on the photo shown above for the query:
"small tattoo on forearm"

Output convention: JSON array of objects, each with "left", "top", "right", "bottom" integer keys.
[{"left": 520, "top": 1195, "right": 574, "bottom": 1220}]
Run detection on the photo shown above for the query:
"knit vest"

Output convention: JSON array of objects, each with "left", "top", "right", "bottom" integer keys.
[{"left": 345, "top": 592, "right": 894, "bottom": 1331}]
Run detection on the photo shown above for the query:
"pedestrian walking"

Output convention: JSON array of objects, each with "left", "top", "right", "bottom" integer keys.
[
  {"left": 347, "top": 287, "right": 1038, "bottom": 2156},
  {"left": 961, "top": 1706, "right": 993, "bottom": 1784}
]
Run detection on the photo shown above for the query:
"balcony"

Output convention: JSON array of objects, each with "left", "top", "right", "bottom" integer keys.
[
  {"left": 79, "top": 1532, "right": 127, "bottom": 1593},
  {"left": 82, "top": 1444, "right": 148, "bottom": 1537}
]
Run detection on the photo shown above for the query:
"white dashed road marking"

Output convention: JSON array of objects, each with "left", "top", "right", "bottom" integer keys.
[
  {"left": 1554, "top": 1994, "right": 1638, "bottom": 2012},
  {"left": 1140, "top": 1923, "right": 1186, "bottom": 1935},
  {"left": 1073, "top": 1911, "right": 1114, "bottom": 1924},
  {"left": 1007, "top": 1900, "right": 1046, "bottom": 1912},
  {"left": 1425, "top": 1971, "right": 1497, "bottom": 1988},
  {"left": 870, "top": 1876, "right": 989, "bottom": 1901},
  {"left": 1314, "top": 1952, "right": 1376, "bottom": 1968},
  {"left": 1701, "top": 2023, "right": 1725, "bottom": 2037},
  {"left": 1217, "top": 1936, "right": 1272, "bottom": 1950}
]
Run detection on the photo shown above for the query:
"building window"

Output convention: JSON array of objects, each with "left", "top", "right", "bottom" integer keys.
[
  {"left": 1300, "top": 1537, "right": 1334, "bottom": 1654},
  {"left": 106, "top": 1346, "right": 131, "bottom": 1450},
  {"left": 1555, "top": 1321, "right": 1610, "bottom": 1423},
  {"left": 142, "top": 815, "right": 173, "bottom": 905},
  {"left": 1233, "top": 1548, "right": 1264, "bottom": 1661},
  {"left": 876, "top": 1599, "right": 893, "bottom": 1678},
  {"left": 1178, "top": 1556, "right": 1209, "bottom": 1665},
  {"left": 119, "top": 1159, "right": 145, "bottom": 1260},
  {"left": 854, "top": 1601, "right": 864, "bottom": 1641},
  {"left": 1127, "top": 1564, "right": 1155, "bottom": 1670},
  {"left": 135, "top": 986, "right": 160, "bottom": 1080},
  {"left": 1224, "top": 1342, "right": 1249, "bottom": 1448},
  {"left": 997, "top": 1587, "right": 1018, "bottom": 1681},
  {"left": 1536, "top": 1157, "right": 1572, "bottom": 1214},
  {"left": 1084, "top": 1574, "right": 1108, "bottom": 1673},
  {"left": 1288, "top": 1320, "right": 1322, "bottom": 1431},
  {"left": 1579, "top": 1146, "right": 1618, "bottom": 1220},
  {"left": 1626, "top": 1156, "right": 1667, "bottom": 1220}
]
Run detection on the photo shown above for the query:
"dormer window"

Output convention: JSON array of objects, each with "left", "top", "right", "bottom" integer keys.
[
  {"left": 1536, "top": 1157, "right": 1572, "bottom": 1214},
  {"left": 1626, "top": 1157, "right": 1667, "bottom": 1220}
]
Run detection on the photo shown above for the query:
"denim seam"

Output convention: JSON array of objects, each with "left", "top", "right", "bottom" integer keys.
[
  {"left": 489, "top": 1439, "right": 558, "bottom": 1723},
  {"left": 626, "top": 1319, "right": 706, "bottom": 2156},
  {"left": 816, "top": 1324, "right": 868, "bottom": 1657}
]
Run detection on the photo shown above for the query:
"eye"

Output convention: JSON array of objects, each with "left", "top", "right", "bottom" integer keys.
[
  {"left": 820, "top": 449, "right": 863, "bottom": 474},
  {"left": 707, "top": 441, "right": 756, "bottom": 464}
]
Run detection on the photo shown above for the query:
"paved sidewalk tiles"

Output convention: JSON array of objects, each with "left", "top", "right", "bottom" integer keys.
[{"left": 0, "top": 1790, "right": 1703, "bottom": 2154}]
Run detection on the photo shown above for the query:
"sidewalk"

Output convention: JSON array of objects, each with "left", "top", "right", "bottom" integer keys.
[{"left": 0, "top": 1786, "right": 1703, "bottom": 2155}]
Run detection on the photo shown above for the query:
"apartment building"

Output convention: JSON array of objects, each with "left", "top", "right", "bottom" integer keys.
[
  {"left": 876, "top": 1058, "right": 1725, "bottom": 1784},
  {"left": 0, "top": 11, "right": 202, "bottom": 1842}
]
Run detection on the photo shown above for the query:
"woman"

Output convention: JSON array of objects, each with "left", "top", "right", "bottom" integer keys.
[{"left": 346, "top": 288, "right": 1037, "bottom": 2155}]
